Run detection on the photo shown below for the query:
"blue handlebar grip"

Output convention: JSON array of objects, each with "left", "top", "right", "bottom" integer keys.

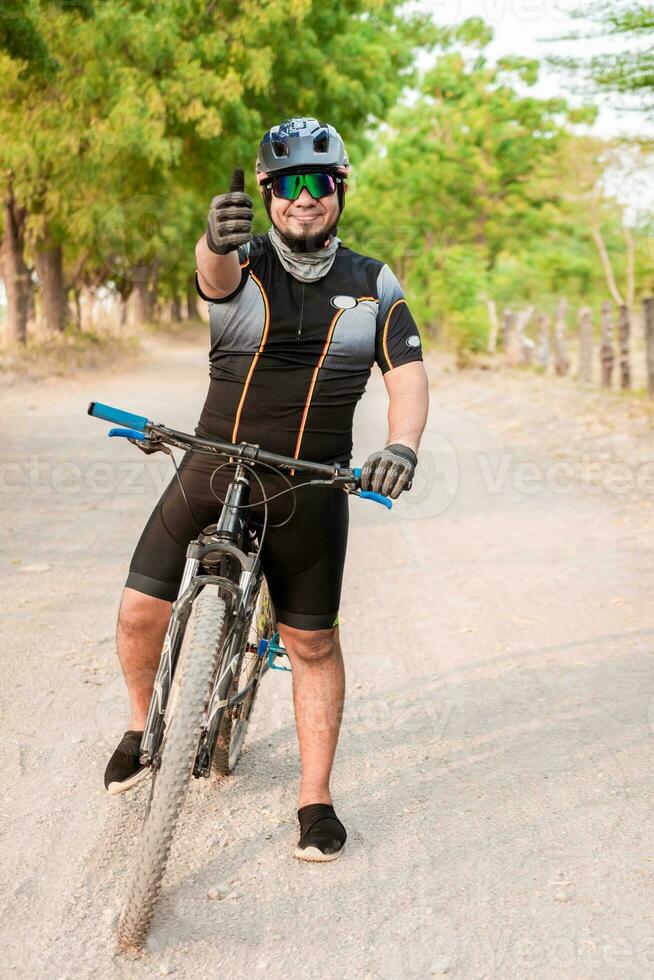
[
  {"left": 359, "top": 490, "right": 393, "bottom": 509},
  {"left": 353, "top": 467, "right": 362, "bottom": 479},
  {"left": 88, "top": 401, "right": 148, "bottom": 432},
  {"left": 108, "top": 427, "right": 148, "bottom": 441}
]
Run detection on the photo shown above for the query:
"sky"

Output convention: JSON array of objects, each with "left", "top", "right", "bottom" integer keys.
[
  {"left": 414, "top": 0, "right": 653, "bottom": 212},
  {"left": 417, "top": 0, "right": 650, "bottom": 134}
]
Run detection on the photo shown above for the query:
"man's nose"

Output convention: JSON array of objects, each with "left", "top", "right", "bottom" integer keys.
[{"left": 293, "top": 187, "right": 317, "bottom": 206}]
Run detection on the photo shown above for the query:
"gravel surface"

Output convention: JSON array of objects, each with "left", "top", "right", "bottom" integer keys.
[{"left": 1, "top": 334, "right": 654, "bottom": 978}]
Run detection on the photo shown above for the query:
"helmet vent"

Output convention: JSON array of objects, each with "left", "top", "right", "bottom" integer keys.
[
  {"left": 271, "top": 135, "right": 289, "bottom": 157},
  {"left": 313, "top": 129, "right": 329, "bottom": 153}
]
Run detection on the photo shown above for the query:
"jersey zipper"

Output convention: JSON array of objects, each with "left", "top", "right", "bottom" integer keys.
[{"left": 297, "top": 280, "right": 306, "bottom": 340}]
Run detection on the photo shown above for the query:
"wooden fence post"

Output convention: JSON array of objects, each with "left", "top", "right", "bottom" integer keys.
[
  {"left": 515, "top": 306, "right": 534, "bottom": 365},
  {"left": 644, "top": 297, "right": 654, "bottom": 397},
  {"left": 600, "top": 300, "right": 614, "bottom": 388},
  {"left": 534, "top": 313, "right": 551, "bottom": 369},
  {"left": 578, "top": 306, "right": 593, "bottom": 383},
  {"left": 486, "top": 299, "right": 499, "bottom": 353},
  {"left": 618, "top": 304, "right": 631, "bottom": 389},
  {"left": 553, "top": 298, "right": 570, "bottom": 376},
  {"left": 501, "top": 308, "right": 512, "bottom": 351},
  {"left": 504, "top": 310, "right": 523, "bottom": 367}
]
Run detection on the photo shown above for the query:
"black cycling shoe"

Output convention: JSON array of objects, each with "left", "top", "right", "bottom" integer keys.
[
  {"left": 104, "top": 730, "right": 148, "bottom": 795},
  {"left": 294, "top": 803, "right": 347, "bottom": 862}
]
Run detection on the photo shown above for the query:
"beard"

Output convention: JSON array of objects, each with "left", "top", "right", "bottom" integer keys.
[{"left": 274, "top": 217, "right": 339, "bottom": 253}]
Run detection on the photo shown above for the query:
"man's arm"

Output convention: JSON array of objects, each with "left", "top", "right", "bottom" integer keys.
[
  {"left": 195, "top": 236, "right": 241, "bottom": 300},
  {"left": 359, "top": 361, "right": 429, "bottom": 498},
  {"left": 195, "top": 168, "right": 253, "bottom": 300},
  {"left": 383, "top": 361, "right": 429, "bottom": 454}
]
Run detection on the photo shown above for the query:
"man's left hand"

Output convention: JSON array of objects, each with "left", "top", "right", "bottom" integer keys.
[{"left": 360, "top": 444, "right": 418, "bottom": 499}]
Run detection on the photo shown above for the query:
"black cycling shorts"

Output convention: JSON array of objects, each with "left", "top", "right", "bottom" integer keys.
[{"left": 125, "top": 451, "right": 349, "bottom": 631}]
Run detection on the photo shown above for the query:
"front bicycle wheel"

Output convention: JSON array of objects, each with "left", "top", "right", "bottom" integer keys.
[
  {"left": 213, "top": 582, "right": 274, "bottom": 775},
  {"left": 118, "top": 585, "right": 231, "bottom": 949}
]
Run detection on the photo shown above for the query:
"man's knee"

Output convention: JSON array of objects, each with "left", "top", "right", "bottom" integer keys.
[
  {"left": 118, "top": 587, "right": 172, "bottom": 639},
  {"left": 277, "top": 624, "right": 340, "bottom": 664}
]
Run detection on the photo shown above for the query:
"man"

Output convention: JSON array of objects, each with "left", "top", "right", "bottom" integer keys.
[{"left": 105, "top": 117, "right": 429, "bottom": 862}]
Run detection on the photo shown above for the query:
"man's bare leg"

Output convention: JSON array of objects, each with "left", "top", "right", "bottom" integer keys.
[
  {"left": 276, "top": 623, "right": 345, "bottom": 808},
  {"left": 117, "top": 587, "right": 172, "bottom": 729}
]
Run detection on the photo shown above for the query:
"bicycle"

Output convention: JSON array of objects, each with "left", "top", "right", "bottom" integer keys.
[{"left": 87, "top": 401, "right": 392, "bottom": 948}]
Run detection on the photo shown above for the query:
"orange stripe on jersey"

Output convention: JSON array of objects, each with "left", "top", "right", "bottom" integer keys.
[
  {"left": 291, "top": 308, "right": 346, "bottom": 470},
  {"left": 357, "top": 296, "right": 377, "bottom": 302},
  {"left": 382, "top": 298, "right": 407, "bottom": 371},
  {"left": 230, "top": 272, "right": 270, "bottom": 445}
]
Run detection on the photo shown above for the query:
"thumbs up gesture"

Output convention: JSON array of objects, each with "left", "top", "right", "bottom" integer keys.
[{"left": 206, "top": 169, "right": 254, "bottom": 255}]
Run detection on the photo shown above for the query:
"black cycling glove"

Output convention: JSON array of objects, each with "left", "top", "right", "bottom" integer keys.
[
  {"left": 206, "top": 168, "right": 254, "bottom": 255},
  {"left": 360, "top": 443, "right": 418, "bottom": 499}
]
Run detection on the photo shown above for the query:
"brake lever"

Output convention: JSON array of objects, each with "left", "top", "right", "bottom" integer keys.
[{"left": 128, "top": 438, "right": 170, "bottom": 456}]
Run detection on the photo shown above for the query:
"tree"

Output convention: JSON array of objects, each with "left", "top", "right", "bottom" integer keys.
[
  {"left": 1, "top": 0, "right": 432, "bottom": 342},
  {"left": 345, "top": 19, "right": 594, "bottom": 349},
  {"left": 549, "top": 2, "right": 654, "bottom": 113}
]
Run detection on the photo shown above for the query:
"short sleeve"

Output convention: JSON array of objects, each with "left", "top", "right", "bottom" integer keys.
[
  {"left": 375, "top": 265, "right": 423, "bottom": 374},
  {"left": 195, "top": 243, "right": 251, "bottom": 304}
]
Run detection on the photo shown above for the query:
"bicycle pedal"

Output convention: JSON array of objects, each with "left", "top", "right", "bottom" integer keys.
[{"left": 258, "top": 633, "right": 292, "bottom": 672}]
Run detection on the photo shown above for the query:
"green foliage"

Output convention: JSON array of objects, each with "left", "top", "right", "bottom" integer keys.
[
  {"left": 549, "top": 2, "right": 654, "bottom": 111},
  {"left": 344, "top": 21, "right": 605, "bottom": 349},
  {"left": 1, "top": 3, "right": 651, "bottom": 352},
  {"left": 0, "top": 0, "right": 429, "bottom": 303}
]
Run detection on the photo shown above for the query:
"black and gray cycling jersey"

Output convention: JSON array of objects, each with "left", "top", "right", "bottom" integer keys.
[{"left": 195, "top": 231, "right": 423, "bottom": 465}]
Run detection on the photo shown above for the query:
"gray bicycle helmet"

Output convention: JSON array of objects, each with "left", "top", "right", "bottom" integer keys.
[{"left": 256, "top": 117, "right": 349, "bottom": 181}]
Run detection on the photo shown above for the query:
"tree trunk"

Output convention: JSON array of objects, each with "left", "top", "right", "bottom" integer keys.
[
  {"left": 80, "top": 286, "right": 95, "bottom": 331},
  {"left": 71, "top": 287, "right": 82, "bottom": 331},
  {"left": 644, "top": 298, "right": 654, "bottom": 398},
  {"left": 1, "top": 185, "right": 31, "bottom": 344},
  {"left": 26, "top": 287, "right": 38, "bottom": 337},
  {"left": 186, "top": 274, "right": 198, "bottom": 321},
  {"left": 553, "top": 298, "right": 570, "bottom": 376},
  {"left": 132, "top": 278, "right": 152, "bottom": 326},
  {"left": 131, "top": 259, "right": 160, "bottom": 325},
  {"left": 578, "top": 307, "right": 593, "bottom": 383},
  {"left": 149, "top": 258, "right": 160, "bottom": 320},
  {"left": 171, "top": 294, "right": 182, "bottom": 323},
  {"left": 618, "top": 304, "right": 631, "bottom": 390},
  {"left": 34, "top": 238, "right": 68, "bottom": 335},
  {"left": 119, "top": 295, "right": 129, "bottom": 328},
  {"left": 600, "top": 300, "right": 614, "bottom": 388}
]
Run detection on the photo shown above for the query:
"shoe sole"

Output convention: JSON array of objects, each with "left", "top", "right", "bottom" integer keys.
[
  {"left": 106, "top": 766, "right": 150, "bottom": 796},
  {"left": 293, "top": 843, "right": 345, "bottom": 863}
]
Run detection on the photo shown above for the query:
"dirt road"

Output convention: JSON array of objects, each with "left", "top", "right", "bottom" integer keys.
[{"left": 2, "top": 331, "right": 654, "bottom": 978}]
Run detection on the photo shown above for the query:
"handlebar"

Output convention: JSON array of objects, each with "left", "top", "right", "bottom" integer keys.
[
  {"left": 88, "top": 401, "right": 393, "bottom": 509},
  {"left": 88, "top": 402, "right": 149, "bottom": 432}
]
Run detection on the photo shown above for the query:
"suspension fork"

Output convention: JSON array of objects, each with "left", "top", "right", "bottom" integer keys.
[{"left": 139, "top": 557, "right": 200, "bottom": 765}]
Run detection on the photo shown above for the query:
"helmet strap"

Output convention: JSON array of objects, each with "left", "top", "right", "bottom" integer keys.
[
  {"left": 336, "top": 181, "right": 345, "bottom": 216},
  {"left": 261, "top": 184, "right": 273, "bottom": 220}
]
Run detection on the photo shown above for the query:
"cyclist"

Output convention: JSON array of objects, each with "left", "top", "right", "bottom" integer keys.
[{"left": 105, "top": 117, "right": 429, "bottom": 862}]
